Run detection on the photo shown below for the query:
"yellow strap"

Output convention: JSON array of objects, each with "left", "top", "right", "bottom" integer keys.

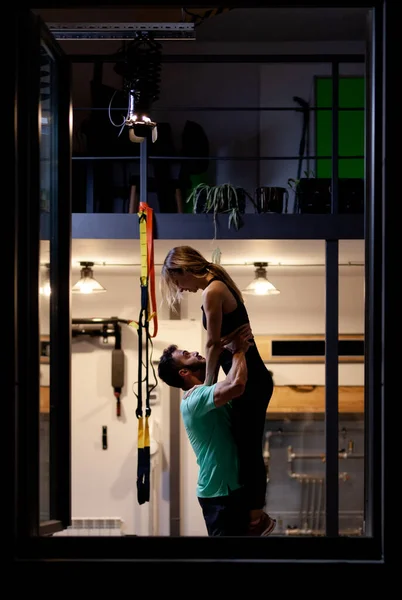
[
  {"left": 137, "top": 416, "right": 150, "bottom": 449},
  {"left": 144, "top": 416, "right": 150, "bottom": 448},
  {"left": 138, "top": 417, "right": 144, "bottom": 449},
  {"left": 138, "top": 210, "right": 148, "bottom": 285}
]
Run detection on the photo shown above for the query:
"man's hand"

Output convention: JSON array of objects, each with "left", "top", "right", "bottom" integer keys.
[
  {"left": 183, "top": 384, "right": 203, "bottom": 399},
  {"left": 222, "top": 324, "right": 254, "bottom": 355},
  {"left": 220, "top": 323, "right": 253, "bottom": 347}
]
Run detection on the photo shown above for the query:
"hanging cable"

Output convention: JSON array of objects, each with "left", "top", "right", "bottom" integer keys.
[{"left": 113, "top": 33, "right": 162, "bottom": 140}]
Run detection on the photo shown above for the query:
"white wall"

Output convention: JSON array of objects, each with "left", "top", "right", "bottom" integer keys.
[
  {"left": 68, "top": 271, "right": 204, "bottom": 536},
  {"left": 185, "top": 269, "right": 365, "bottom": 333}
]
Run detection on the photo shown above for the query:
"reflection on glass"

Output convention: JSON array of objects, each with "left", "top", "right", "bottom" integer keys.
[{"left": 39, "top": 42, "right": 55, "bottom": 523}]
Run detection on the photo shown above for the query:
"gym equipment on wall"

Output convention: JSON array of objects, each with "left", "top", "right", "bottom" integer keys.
[{"left": 71, "top": 317, "right": 129, "bottom": 417}]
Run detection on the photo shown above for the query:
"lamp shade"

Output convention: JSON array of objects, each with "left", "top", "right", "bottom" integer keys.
[
  {"left": 242, "top": 263, "right": 280, "bottom": 296},
  {"left": 39, "top": 263, "right": 51, "bottom": 296},
  {"left": 72, "top": 262, "right": 106, "bottom": 294}
]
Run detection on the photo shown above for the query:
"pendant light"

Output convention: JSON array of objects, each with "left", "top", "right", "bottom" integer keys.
[
  {"left": 242, "top": 262, "right": 280, "bottom": 296},
  {"left": 72, "top": 262, "right": 106, "bottom": 294},
  {"left": 39, "top": 263, "right": 51, "bottom": 297}
]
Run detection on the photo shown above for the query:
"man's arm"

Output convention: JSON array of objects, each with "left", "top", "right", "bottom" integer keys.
[
  {"left": 184, "top": 328, "right": 252, "bottom": 412},
  {"left": 213, "top": 351, "right": 248, "bottom": 408}
]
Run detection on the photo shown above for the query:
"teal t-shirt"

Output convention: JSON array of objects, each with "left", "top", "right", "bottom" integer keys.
[{"left": 180, "top": 383, "right": 241, "bottom": 498}]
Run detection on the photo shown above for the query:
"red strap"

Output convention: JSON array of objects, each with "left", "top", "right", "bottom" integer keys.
[{"left": 139, "top": 202, "right": 158, "bottom": 338}]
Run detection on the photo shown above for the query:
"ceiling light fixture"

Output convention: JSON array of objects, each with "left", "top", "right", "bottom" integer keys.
[
  {"left": 72, "top": 262, "right": 107, "bottom": 294},
  {"left": 112, "top": 32, "right": 161, "bottom": 142},
  {"left": 242, "top": 262, "right": 280, "bottom": 296}
]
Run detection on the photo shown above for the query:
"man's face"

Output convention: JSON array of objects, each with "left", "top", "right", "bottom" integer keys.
[{"left": 173, "top": 348, "right": 206, "bottom": 381}]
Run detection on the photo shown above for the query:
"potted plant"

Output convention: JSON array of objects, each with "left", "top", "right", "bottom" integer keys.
[
  {"left": 288, "top": 169, "right": 331, "bottom": 214},
  {"left": 186, "top": 182, "right": 255, "bottom": 238}
]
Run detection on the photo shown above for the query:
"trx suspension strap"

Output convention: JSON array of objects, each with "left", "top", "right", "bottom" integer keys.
[{"left": 131, "top": 201, "right": 158, "bottom": 505}]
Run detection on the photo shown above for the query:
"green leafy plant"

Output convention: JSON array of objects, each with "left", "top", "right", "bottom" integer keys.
[{"left": 187, "top": 182, "right": 252, "bottom": 239}]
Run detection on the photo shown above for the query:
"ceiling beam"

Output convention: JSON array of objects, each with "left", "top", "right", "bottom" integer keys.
[{"left": 36, "top": 7, "right": 232, "bottom": 24}]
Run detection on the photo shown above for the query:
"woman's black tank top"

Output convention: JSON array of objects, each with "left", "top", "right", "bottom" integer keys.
[{"left": 201, "top": 277, "right": 270, "bottom": 378}]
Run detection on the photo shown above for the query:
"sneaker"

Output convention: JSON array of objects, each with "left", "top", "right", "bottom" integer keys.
[{"left": 248, "top": 512, "right": 276, "bottom": 537}]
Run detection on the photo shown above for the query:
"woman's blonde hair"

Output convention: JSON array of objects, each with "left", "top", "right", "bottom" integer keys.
[{"left": 160, "top": 245, "right": 244, "bottom": 309}]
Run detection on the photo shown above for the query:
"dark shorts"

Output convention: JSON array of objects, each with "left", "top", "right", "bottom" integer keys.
[{"left": 198, "top": 487, "right": 248, "bottom": 536}]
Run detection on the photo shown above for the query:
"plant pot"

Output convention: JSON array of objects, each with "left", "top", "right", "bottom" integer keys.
[
  {"left": 296, "top": 178, "right": 365, "bottom": 214},
  {"left": 255, "top": 187, "right": 289, "bottom": 213},
  {"left": 296, "top": 178, "right": 331, "bottom": 214},
  {"left": 338, "top": 179, "right": 364, "bottom": 214}
]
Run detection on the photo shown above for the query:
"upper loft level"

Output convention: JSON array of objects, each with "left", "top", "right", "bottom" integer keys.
[{"left": 37, "top": 6, "right": 371, "bottom": 241}]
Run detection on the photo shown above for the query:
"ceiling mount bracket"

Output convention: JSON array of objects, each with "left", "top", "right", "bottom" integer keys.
[{"left": 47, "top": 22, "right": 196, "bottom": 41}]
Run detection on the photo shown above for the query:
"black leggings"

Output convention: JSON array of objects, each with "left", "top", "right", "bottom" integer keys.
[{"left": 230, "top": 371, "right": 274, "bottom": 511}]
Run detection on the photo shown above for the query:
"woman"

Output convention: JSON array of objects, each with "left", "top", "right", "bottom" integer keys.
[{"left": 161, "top": 245, "right": 275, "bottom": 536}]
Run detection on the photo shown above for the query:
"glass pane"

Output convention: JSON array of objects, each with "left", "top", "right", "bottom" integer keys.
[
  {"left": 315, "top": 76, "right": 365, "bottom": 180},
  {"left": 260, "top": 241, "right": 326, "bottom": 536},
  {"left": 260, "top": 240, "right": 365, "bottom": 537},
  {"left": 338, "top": 240, "right": 365, "bottom": 536},
  {"left": 39, "top": 41, "right": 56, "bottom": 523}
]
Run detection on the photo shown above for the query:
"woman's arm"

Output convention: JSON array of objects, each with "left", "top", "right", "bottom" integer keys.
[{"left": 203, "top": 287, "right": 224, "bottom": 386}]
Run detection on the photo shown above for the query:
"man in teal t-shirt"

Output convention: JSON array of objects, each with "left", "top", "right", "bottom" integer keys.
[{"left": 157, "top": 325, "right": 252, "bottom": 536}]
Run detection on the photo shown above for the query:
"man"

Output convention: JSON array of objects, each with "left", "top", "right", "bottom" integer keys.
[{"left": 157, "top": 325, "right": 275, "bottom": 536}]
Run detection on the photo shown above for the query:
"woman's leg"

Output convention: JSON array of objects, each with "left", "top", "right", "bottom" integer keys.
[{"left": 230, "top": 373, "right": 274, "bottom": 523}]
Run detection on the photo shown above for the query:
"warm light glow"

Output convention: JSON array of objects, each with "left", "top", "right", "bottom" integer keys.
[
  {"left": 242, "top": 264, "right": 280, "bottom": 296},
  {"left": 40, "top": 264, "right": 51, "bottom": 296},
  {"left": 72, "top": 264, "right": 106, "bottom": 294},
  {"left": 40, "top": 282, "right": 51, "bottom": 297},
  {"left": 243, "top": 277, "right": 280, "bottom": 296}
]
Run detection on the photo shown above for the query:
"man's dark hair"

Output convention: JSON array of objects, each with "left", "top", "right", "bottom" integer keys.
[{"left": 157, "top": 345, "right": 184, "bottom": 389}]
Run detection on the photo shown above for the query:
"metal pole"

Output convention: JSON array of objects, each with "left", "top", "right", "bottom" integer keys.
[
  {"left": 364, "top": 3, "right": 384, "bottom": 542},
  {"left": 331, "top": 61, "right": 339, "bottom": 214},
  {"left": 325, "top": 239, "right": 339, "bottom": 536},
  {"left": 140, "top": 136, "right": 148, "bottom": 205},
  {"left": 169, "top": 302, "right": 181, "bottom": 536}
]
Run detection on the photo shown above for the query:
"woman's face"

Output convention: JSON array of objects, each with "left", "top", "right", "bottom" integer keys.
[{"left": 172, "top": 271, "right": 200, "bottom": 294}]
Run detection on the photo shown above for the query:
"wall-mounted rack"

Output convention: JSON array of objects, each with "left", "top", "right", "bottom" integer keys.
[{"left": 72, "top": 317, "right": 131, "bottom": 417}]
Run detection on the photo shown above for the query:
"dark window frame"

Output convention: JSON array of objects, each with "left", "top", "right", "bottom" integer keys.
[{"left": 12, "top": 1, "right": 389, "bottom": 569}]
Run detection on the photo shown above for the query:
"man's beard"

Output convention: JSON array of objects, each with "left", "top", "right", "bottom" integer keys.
[{"left": 187, "top": 361, "right": 206, "bottom": 382}]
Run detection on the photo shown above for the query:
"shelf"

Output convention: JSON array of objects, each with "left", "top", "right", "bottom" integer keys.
[
  {"left": 40, "top": 213, "right": 364, "bottom": 241},
  {"left": 70, "top": 53, "right": 365, "bottom": 65},
  {"left": 73, "top": 106, "right": 365, "bottom": 112},
  {"left": 40, "top": 386, "right": 50, "bottom": 414},
  {"left": 267, "top": 385, "right": 364, "bottom": 419},
  {"left": 66, "top": 213, "right": 364, "bottom": 241},
  {"left": 72, "top": 155, "right": 364, "bottom": 161}
]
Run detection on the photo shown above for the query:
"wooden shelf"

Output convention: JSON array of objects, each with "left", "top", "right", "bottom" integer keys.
[
  {"left": 40, "top": 386, "right": 50, "bottom": 414},
  {"left": 267, "top": 385, "right": 364, "bottom": 419}
]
